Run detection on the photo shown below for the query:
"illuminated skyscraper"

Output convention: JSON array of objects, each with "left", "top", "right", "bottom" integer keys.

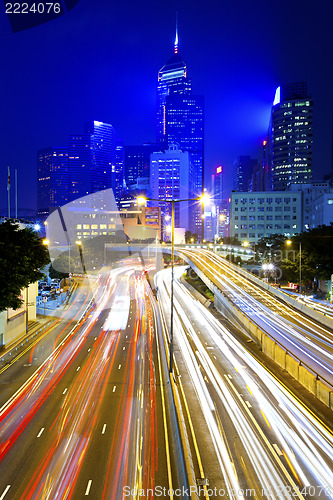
[
  {"left": 268, "top": 82, "right": 313, "bottom": 191},
  {"left": 156, "top": 24, "right": 204, "bottom": 233},
  {"left": 68, "top": 121, "right": 118, "bottom": 207},
  {"left": 233, "top": 155, "right": 258, "bottom": 192},
  {"left": 37, "top": 146, "right": 69, "bottom": 217},
  {"left": 150, "top": 145, "right": 195, "bottom": 232}
]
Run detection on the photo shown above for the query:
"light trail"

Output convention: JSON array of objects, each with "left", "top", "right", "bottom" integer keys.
[{"left": 156, "top": 267, "right": 333, "bottom": 499}]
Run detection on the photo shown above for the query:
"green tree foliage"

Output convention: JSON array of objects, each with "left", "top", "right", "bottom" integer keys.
[
  {"left": 185, "top": 230, "right": 192, "bottom": 243},
  {"left": 0, "top": 220, "right": 50, "bottom": 312}
]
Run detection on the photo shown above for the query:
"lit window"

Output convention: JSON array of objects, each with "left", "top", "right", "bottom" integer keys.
[{"left": 76, "top": 224, "right": 82, "bottom": 229}]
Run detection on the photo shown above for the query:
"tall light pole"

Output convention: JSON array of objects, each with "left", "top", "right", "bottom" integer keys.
[
  {"left": 286, "top": 239, "right": 302, "bottom": 294},
  {"left": 137, "top": 194, "right": 209, "bottom": 373}
]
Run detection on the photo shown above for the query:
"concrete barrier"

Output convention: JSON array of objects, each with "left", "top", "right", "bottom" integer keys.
[{"left": 178, "top": 252, "right": 333, "bottom": 411}]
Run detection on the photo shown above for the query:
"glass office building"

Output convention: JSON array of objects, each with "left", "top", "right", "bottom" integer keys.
[
  {"left": 156, "top": 29, "right": 204, "bottom": 234},
  {"left": 37, "top": 146, "right": 69, "bottom": 217},
  {"left": 268, "top": 82, "right": 313, "bottom": 191}
]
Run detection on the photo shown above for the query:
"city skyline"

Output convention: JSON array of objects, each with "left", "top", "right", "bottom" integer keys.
[{"left": 1, "top": 0, "right": 333, "bottom": 209}]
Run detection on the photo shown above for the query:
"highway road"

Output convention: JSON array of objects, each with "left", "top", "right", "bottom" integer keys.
[
  {"left": 0, "top": 266, "right": 184, "bottom": 499},
  {"left": 156, "top": 266, "right": 333, "bottom": 499},
  {"left": 179, "top": 248, "right": 333, "bottom": 386}
]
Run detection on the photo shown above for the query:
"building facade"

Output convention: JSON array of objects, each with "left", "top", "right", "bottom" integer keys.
[
  {"left": 124, "top": 144, "right": 159, "bottom": 189},
  {"left": 37, "top": 146, "right": 69, "bottom": 217},
  {"left": 156, "top": 28, "right": 204, "bottom": 234},
  {"left": 267, "top": 82, "right": 313, "bottom": 191},
  {"left": 150, "top": 145, "right": 195, "bottom": 234},
  {"left": 230, "top": 191, "right": 302, "bottom": 243},
  {"left": 233, "top": 155, "right": 258, "bottom": 192}
]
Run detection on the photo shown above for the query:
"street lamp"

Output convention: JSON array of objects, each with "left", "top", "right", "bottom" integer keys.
[
  {"left": 286, "top": 240, "right": 302, "bottom": 294},
  {"left": 137, "top": 194, "right": 209, "bottom": 373},
  {"left": 286, "top": 239, "right": 302, "bottom": 294},
  {"left": 76, "top": 240, "right": 86, "bottom": 275}
]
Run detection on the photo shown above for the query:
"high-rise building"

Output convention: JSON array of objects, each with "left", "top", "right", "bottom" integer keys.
[
  {"left": 267, "top": 82, "right": 313, "bottom": 191},
  {"left": 37, "top": 146, "right": 69, "bottom": 217},
  {"left": 156, "top": 25, "right": 204, "bottom": 234},
  {"left": 114, "top": 139, "right": 125, "bottom": 203},
  {"left": 233, "top": 155, "right": 258, "bottom": 192},
  {"left": 150, "top": 145, "right": 195, "bottom": 234},
  {"left": 68, "top": 121, "right": 117, "bottom": 208},
  {"left": 212, "top": 166, "right": 229, "bottom": 238},
  {"left": 124, "top": 144, "right": 159, "bottom": 189}
]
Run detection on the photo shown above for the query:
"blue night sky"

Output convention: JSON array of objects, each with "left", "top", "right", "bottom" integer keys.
[{"left": 0, "top": 0, "right": 333, "bottom": 209}]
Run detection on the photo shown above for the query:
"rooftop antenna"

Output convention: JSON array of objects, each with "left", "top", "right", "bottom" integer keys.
[{"left": 174, "top": 12, "right": 179, "bottom": 54}]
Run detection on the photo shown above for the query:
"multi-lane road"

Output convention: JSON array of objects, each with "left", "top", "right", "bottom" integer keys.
[
  {"left": 157, "top": 266, "right": 333, "bottom": 499},
  {"left": 0, "top": 252, "right": 333, "bottom": 499},
  {"left": 179, "top": 248, "right": 333, "bottom": 385},
  {"left": 0, "top": 266, "right": 186, "bottom": 499}
]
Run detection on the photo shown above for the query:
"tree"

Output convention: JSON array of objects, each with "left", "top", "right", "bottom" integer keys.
[
  {"left": 0, "top": 220, "right": 50, "bottom": 312},
  {"left": 185, "top": 230, "right": 192, "bottom": 243}
]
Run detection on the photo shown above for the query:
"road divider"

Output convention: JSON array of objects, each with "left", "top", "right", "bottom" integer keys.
[{"left": 179, "top": 255, "right": 333, "bottom": 412}]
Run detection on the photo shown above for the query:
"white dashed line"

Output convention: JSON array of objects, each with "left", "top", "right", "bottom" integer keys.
[
  {"left": 113, "top": 386, "right": 116, "bottom": 392},
  {"left": 213, "top": 355, "right": 217, "bottom": 359},
  {"left": 123, "top": 347, "right": 125, "bottom": 350},
  {"left": 76, "top": 366, "right": 80, "bottom": 372},
  {"left": 94, "top": 337, "right": 97, "bottom": 340},
  {"left": 85, "top": 480, "right": 92, "bottom": 495},
  {"left": 63, "top": 388, "right": 68, "bottom": 395},
  {"left": 37, "top": 428, "right": 44, "bottom": 438},
  {"left": 102, "top": 424, "right": 107, "bottom": 434},
  {"left": 0, "top": 486, "right": 11, "bottom": 500},
  {"left": 88, "top": 348, "right": 91, "bottom": 352},
  {"left": 245, "top": 401, "right": 252, "bottom": 408},
  {"left": 118, "top": 364, "right": 121, "bottom": 369},
  {"left": 273, "top": 444, "right": 283, "bottom": 456}
]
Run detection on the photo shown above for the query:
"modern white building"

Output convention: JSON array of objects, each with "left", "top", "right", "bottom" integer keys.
[
  {"left": 150, "top": 145, "right": 195, "bottom": 233},
  {"left": 230, "top": 191, "right": 302, "bottom": 243}
]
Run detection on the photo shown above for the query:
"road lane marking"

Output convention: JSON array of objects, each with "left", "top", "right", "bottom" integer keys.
[
  {"left": 102, "top": 424, "right": 107, "bottom": 434},
  {"left": 123, "top": 347, "right": 125, "bottom": 350},
  {"left": 273, "top": 444, "right": 283, "bottom": 456},
  {"left": 88, "top": 348, "right": 91, "bottom": 352},
  {"left": 113, "top": 386, "right": 116, "bottom": 392},
  {"left": 118, "top": 364, "right": 121, "bottom": 369},
  {"left": 85, "top": 480, "right": 92, "bottom": 495},
  {"left": 63, "top": 388, "right": 67, "bottom": 395},
  {"left": 0, "top": 486, "right": 11, "bottom": 500},
  {"left": 94, "top": 337, "right": 97, "bottom": 340},
  {"left": 37, "top": 428, "right": 44, "bottom": 438},
  {"left": 76, "top": 366, "right": 80, "bottom": 371},
  {"left": 213, "top": 355, "right": 217, "bottom": 359},
  {"left": 245, "top": 401, "right": 252, "bottom": 408}
]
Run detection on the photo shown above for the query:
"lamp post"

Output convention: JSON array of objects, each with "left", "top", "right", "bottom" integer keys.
[
  {"left": 286, "top": 239, "right": 302, "bottom": 294},
  {"left": 137, "top": 194, "right": 209, "bottom": 374}
]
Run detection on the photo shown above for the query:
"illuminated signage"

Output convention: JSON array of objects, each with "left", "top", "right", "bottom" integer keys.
[{"left": 216, "top": 166, "right": 222, "bottom": 174}]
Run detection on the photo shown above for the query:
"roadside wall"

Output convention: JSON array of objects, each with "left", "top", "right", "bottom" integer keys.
[{"left": 178, "top": 253, "right": 333, "bottom": 411}]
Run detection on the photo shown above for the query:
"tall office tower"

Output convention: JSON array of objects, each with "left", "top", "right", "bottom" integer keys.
[
  {"left": 114, "top": 139, "right": 125, "bottom": 203},
  {"left": 68, "top": 121, "right": 116, "bottom": 207},
  {"left": 212, "top": 166, "right": 229, "bottom": 238},
  {"left": 156, "top": 25, "right": 204, "bottom": 233},
  {"left": 233, "top": 155, "right": 258, "bottom": 192},
  {"left": 150, "top": 145, "right": 195, "bottom": 233},
  {"left": 124, "top": 144, "right": 159, "bottom": 189},
  {"left": 37, "top": 146, "right": 69, "bottom": 218},
  {"left": 268, "top": 82, "right": 313, "bottom": 191}
]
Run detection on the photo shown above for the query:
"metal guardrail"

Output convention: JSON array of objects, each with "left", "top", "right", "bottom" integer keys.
[{"left": 0, "top": 320, "right": 55, "bottom": 368}]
